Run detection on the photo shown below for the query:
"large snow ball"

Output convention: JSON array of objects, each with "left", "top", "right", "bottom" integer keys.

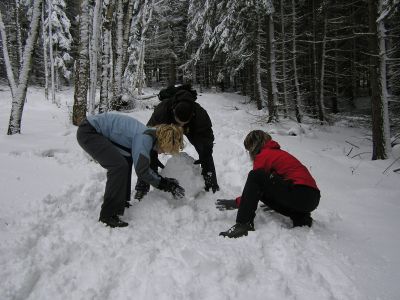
[{"left": 160, "top": 152, "right": 204, "bottom": 199}]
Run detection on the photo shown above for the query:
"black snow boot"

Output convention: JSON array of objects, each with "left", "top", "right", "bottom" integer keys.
[
  {"left": 99, "top": 215, "right": 129, "bottom": 228},
  {"left": 219, "top": 221, "right": 255, "bottom": 238}
]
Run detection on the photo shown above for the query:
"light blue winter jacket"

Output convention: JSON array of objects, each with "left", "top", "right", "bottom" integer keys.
[{"left": 87, "top": 112, "right": 161, "bottom": 187}]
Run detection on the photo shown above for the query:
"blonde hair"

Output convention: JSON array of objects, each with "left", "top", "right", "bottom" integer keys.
[
  {"left": 244, "top": 130, "right": 271, "bottom": 161},
  {"left": 155, "top": 124, "right": 184, "bottom": 154}
]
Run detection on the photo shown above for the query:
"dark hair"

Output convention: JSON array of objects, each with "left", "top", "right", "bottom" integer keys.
[
  {"left": 174, "top": 101, "right": 194, "bottom": 122},
  {"left": 244, "top": 130, "right": 271, "bottom": 160}
]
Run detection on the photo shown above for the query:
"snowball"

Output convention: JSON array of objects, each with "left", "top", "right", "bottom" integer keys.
[{"left": 160, "top": 152, "right": 204, "bottom": 200}]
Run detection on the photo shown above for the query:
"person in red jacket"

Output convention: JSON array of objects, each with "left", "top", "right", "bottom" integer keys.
[{"left": 219, "top": 130, "right": 320, "bottom": 238}]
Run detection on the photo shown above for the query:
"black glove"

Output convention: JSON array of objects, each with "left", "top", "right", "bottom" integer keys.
[
  {"left": 203, "top": 172, "right": 219, "bottom": 193},
  {"left": 215, "top": 199, "right": 237, "bottom": 211},
  {"left": 134, "top": 180, "right": 150, "bottom": 200},
  {"left": 158, "top": 177, "right": 185, "bottom": 199}
]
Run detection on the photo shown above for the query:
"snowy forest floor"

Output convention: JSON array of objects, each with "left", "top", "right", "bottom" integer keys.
[{"left": 0, "top": 86, "right": 399, "bottom": 300}]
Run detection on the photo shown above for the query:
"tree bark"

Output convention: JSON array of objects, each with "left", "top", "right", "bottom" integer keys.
[
  {"left": 292, "top": 0, "right": 302, "bottom": 123},
  {"left": 268, "top": 14, "right": 279, "bottom": 122},
  {"left": 73, "top": 0, "right": 90, "bottom": 126},
  {"left": 112, "top": 0, "right": 124, "bottom": 98},
  {"left": 368, "top": 0, "right": 389, "bottom": 160},
  {"left": 99, "top": 0, "right": 113, "bottom": 113},
  {"left": 88, "top": 0, "right": 102, "bottom": 115},
  {"left": 253, "top": 10, "right": 262, "bottom": 110},
  {"left": 280, "top": 0, "right": 288, "bottom": 118}
]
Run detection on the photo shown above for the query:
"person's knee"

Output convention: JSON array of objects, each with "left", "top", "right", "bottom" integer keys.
[{"left": 111, "top": 158, "right": 130, "bottom": 174}]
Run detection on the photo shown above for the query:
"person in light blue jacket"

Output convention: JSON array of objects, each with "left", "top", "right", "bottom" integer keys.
[{"left": 77, "top": 112, "right": 185, "bottom": 228}]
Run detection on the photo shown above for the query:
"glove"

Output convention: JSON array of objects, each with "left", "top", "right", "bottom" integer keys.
[
  {"left": 158, "top": 177, "right": 185, "bottom": 199},
  {"left": 203, "top": 172, "right": 219, "bottom": 193},
  {"left": 215, "top": 199, "right": 238, "bottom": 211},
  {"left": 134, "top": 180, "right": 150, "bottom": 200}
]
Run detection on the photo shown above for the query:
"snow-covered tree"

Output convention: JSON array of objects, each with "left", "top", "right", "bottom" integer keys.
[
  {"left": 88, "top": 0, "right": 102, "bottom": 115},
  {"left": 144, "top": 0, "right": 189, "bottom": 86},
  {"left": 123, "top": 0, "right": 154, "bottom": 96},
  {"left": 0, "top": 0, "right": 44, "bottom": 135},
  {"left": 48, "top": 0, "right": 72, "bottom": 85}
]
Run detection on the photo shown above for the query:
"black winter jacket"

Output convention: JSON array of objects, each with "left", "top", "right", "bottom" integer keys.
[
  {"left": 147, "top": 91, "right": 215, "bottom": 174},
  {"left": 148, "top": 93, "right": 214, "bottom": 147}
]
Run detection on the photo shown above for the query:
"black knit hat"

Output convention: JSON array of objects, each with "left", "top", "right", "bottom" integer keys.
[
  {"left": 174, "top": 101, "right": 194, "bottom": 123},
  {"left": 173, "top": 90, "right": 195, "bottom": 122}
]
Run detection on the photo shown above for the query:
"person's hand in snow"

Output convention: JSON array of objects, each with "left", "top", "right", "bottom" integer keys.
[{"left": 159, "top": 177, "right": 185, "bottom": 199}]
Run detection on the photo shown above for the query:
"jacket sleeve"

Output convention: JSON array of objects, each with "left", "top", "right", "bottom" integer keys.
[
  {"left": 147, "top": 100, "right": 173, "bottom": 126},
  {"left": 186, "top": 105, "right": 214, "bottom": 145},
  {"left": 131, "top": 135, "right": 161, "bottom": 187}
]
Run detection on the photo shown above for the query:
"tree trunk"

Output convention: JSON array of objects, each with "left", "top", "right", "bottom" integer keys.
[
  {"left": 268, "top": 14, "right": 278, "bottom": 122},
  {"left": 41, "top": 2, "right": 49, "bottom": 101},
  {"left": 169, "top": 56, "right": 177, "bottom": 86},
  {"left": 280, "top": 0, "right": 288, "bottom": 118},
  {"left": 5, "top": 0, "right": 44, "bottom": 135},
  {"left": 48, "top": 0, "right": 56, "bottom": 105},
  {"left": 112, "top": 0, "right": 124, "bottom": 98},
  {"left": 0, "top": 11, "right": 17, "bottom": 99},
  {"left": 292, "top": 0, "right": 302, "bottom": 123},
  {"left": 15, "top": 0, "right": 23, "bottom": 69},
  {"left": 369, "top": 0, "right": 391, "bottom": 159},
  {"left": 253, "top": 10, "right": 262, "bottom": 110},
  {"left": 73, "top": 0, "right": 90, "bottom": 126},
  {"left": 99, "top": 0, "right": 113, "bottom": 113},
  {"left": 122, "top": 0, "right": 135, "bottom": 68},
  {"left": 318, "top": 7, "right": 327, "bottom": 122},
  {"left": 311, "top": 0, "right": 318, "bottom": 118},
  {"left": 88, "top": 0, "right": 102, "bottom": 115}
]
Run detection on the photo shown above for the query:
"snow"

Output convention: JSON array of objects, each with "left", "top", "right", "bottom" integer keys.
[{"left": 1, "top": 86, "right": 400, "bottom": 300}]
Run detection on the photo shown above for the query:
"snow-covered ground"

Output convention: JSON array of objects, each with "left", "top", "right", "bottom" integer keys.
[{"left": 0, "top": 86, "right": 399, "bottom": 300}]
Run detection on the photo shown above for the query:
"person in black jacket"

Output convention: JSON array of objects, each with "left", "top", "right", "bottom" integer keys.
[{"left": 134, "top": 87, "right": 219, "bottom": 200}]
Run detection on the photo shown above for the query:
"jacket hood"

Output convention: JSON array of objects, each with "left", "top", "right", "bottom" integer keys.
[
  {"left": 173, "top": 90, "right": 197, "bottom": 103},
  {"left": 263, "top": 139, "right": 281, "bottom": 150}
]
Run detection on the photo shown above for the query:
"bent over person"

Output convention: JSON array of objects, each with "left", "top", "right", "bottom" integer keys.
[
  {"left": 77, "top": 112, "right": 185, "bottom": 228},
  {"left": 219, "top": 130, "right": 320, "bottom": 238},
  {"left": 134, "top": 86, "right": 219, "bottom": 200}
]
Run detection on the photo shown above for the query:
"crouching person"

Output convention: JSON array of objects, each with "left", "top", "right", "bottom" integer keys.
[
  {"left": 219, "top": 130, "right": 320, "bottom": 238},
  {"left": 77, "top": 112, "right": 185, "bottom": 228}
]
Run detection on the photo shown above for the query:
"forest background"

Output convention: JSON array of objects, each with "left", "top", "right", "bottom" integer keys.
[{"left": 0, "top": 0, "right": 399, "bottom": 160}]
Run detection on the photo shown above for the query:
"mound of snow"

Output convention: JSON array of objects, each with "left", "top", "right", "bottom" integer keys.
[{"left": 159, "top": 152, "right": 204, "bottom": 200}]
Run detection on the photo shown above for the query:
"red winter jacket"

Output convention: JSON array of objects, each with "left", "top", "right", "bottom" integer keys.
[{"left": 236, "top": 140, "right": 318, "bottom": 207}]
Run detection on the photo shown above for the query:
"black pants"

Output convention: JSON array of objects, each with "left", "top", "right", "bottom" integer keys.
[
  {"left": 77, "top": 119, "right": 132, "bottom": 218},
  {"left": 236, "top": 169, "right": 320, "bottom": 225}
]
